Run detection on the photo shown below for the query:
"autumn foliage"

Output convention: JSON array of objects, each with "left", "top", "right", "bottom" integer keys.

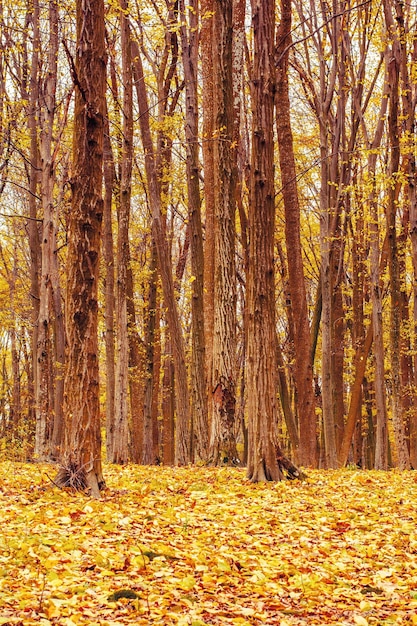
[{"left": 1, "top": 463, "right": 417, "bottom": 625}]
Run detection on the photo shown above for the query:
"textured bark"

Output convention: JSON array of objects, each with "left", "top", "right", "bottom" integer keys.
[
  {"left": 349, "top": 204, "right": 366, "bottom": 465},
  {"left": 102, "top": 109, "right": 116, "bottom": 462},
  {"left": 58, "top": 0, "right": 106, "bottom": 497},
  {"left": 112, "top": 0, "right": 133, "bottom": 464},
  {"left": 246, "top": 0, "right": 281, "bottom": 482},
  {"left": 126, "top": 259, "right": 146, "bottom": 464},
  {"left": 209, "top": 0, "right": 238, "bottom": 465},
  {"left": 276, "top": 334, "right": 299, "bottom": 453},
  {"left": 276, "top": 0, "right": 317, "bottom": 467},
  {"left": 398, "top": 0, "right": 417, "bottom": 468},
  {"left": 369, "top": 80, "right": 390, "bottom": 471},
  {"left": 179, "top": 0, "right": 209, "bottom": 462},
  {"left": 35, "top": 0, "right": 64, "bottom": 461},
  {"left": 383, "top": 0, "right": 411, "bottom": 469},
  {"left": 201, "top": 0, "right": 215, "bottom": 435},
  {"left": 25, "top": 0, "right": 41, "bottom": 455}
]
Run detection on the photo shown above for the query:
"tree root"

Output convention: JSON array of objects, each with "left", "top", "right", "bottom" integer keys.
[{"left": 276, "top": 452, "right": 307, "bottom": 480}]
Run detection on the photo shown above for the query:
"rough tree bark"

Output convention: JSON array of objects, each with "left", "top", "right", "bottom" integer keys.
[
  {"left": 383, "top": 0, "right": 411, "bottom": 469},
  {"left": 247, "top": 0, "right": 302, "bottom": 482},
  {"left": 179, "top": 0, "right": 209, "bottom": 462},
  {"left": 201, "top": 0, "right": 215, "bottom": 437},
  {"left": 209, "top": 0, "right": 238, "bottom": 465},
  {"left": 112, "top": 0, "right": 134, "bottom": 464},
  {"left": 56, "top": 0, "right": 107, "bottom": 497},
  {"left": 276, "top": 0, "right": 317, "bottom": 467},
  {"left": 36, "top": 0, "right": 65, "bottom": 461}
]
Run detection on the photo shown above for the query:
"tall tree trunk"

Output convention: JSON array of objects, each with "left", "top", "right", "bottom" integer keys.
[
  {"left": 319, "top": 119, "right": 338, "bottom": 468},
  {"left": 369, "top": 77, "right": 390, "bottom": 471},
  {"left": 246, "top": 0, "right": 281, "bottom": 482},
  {"left": 383, "top": 0, "right": 410, "bottom": 469},
  {"left": 209, "top": 0, "right": 238, "bottom": 465},
  {"left": 36, "top": 0, "right": 64, "bottom": 460},
  {"left": 57, "top": 0, "right": 107, "bottom": 497},
  {"left": 112, "top": 0, "right": 133, "bottom": 464},
  {"left": 276, "top": 0, "right": 317, "bottom": 467},
  {"left": 25, "top": 0, "right": 41, "bottom": 457},
  {"left": 103, "top": 109, "right": 116, "bottom": 462},
  {"left": 201, "top": 0, "right": 215, "bottom": 436},
  {"left": 179, "top": 0, "right": 209, "bottom": 462},
  {"left": 398, "top": 0, "right": 417, "bottom": 467}
]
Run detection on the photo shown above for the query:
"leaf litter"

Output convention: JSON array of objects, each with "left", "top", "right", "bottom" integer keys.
[{"left": 0, "top": 463, "right": 417, "bottom": 624}]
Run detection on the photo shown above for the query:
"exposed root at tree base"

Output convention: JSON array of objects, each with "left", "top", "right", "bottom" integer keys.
[
  {"left": 53, "top": 462, "right": 105, "bottom": 498},
  {"left": 247, "top": 450, "right": 307, "bottom": 482},
  {"left": 277, "top": 454, "right": 307, "bottom": 481},
  {"left": 54, "top": 462, "right": 88, "bottom": 491}
]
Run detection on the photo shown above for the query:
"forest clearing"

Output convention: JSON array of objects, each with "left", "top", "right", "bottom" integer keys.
[{"left": 0, "top": 463, "right": 417, "bottom": 625}]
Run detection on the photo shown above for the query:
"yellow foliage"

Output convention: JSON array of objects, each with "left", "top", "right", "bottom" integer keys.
[{"left": 1, "top": 464, "right": 417, "bottom": 624}]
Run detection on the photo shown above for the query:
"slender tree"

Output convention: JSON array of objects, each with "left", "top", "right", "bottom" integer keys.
[
  {"left": 179, "top": 0, "right": 209, "bottom": 462},
  {"left": 36, "top": 0, "right": 65, "bottom": 460},
  {"left": 209, "top": 0, "right": 238, "bottom": 465},
  {"left": 276, "top": 0, "right": 317, "bottom": 467},
  {"left": 246, "top": 0, "right": 281, "bottom": 481},
  {"left": 112, "top": 0, "right": 134, "bottom": 464}
]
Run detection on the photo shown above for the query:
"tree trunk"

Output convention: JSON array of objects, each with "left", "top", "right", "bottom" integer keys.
[
  {"left": 57, "top": 0, "right": 106, "bottom": 497},
  {"left": 209, "top": 0, "right": 238, "bottom": 465},
  {"left": 398, "top": 0, "right": 417, "bottom": 468},
  {"left": 383, "top": 0, "right": 411, "bottom": 469},
  {"left": 179, "top": 0, "right": 209, "bottom": 463},
  {"left": 102, "top": 108, "right": 116, "bottom": 462},
  {"left": 35, "top": 0, "right": 64, "bottom": 461},
  {"left": 201, "top": 0, "right": 215, "bottom": 437},
  {"left": 369, "top": 77, "right": 390, "bottom": 471},
  {"left": 276, "top": 0, "right": 317, "bottom": 467},
  {"left": 112, "top": 0, "right": 133, "bottom": 464},
  {"left": 126, "top": 258, "right": 146, "bottom": 464},
  {"left": 247, "top": 0, "right": 281, "bottom": 482},
  {"left": 25, "top": 0, "right": 41, "bottom": 458}
]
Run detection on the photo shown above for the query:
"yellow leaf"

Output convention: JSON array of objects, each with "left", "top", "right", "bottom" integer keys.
[
  {"left": 354, "top": 616, "right": 368, "bottom": 626},
  {"left": 178, "top": 575, "right": 196, "bottom": 591}
]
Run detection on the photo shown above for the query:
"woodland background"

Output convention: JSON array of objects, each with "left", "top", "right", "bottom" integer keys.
[{"left": 0, "top": 0, "right": 416, "bottom": 480}]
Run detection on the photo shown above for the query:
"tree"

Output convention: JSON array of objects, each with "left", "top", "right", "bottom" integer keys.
[
  {"left": 246, "top": 0, "right": 281, "bottom": 481},
  {"left": 112, "top": 0, "right": 134, "bottom": 464},
  {"left": 36, "top": 0, "right": 65, "bottom": 461},
  {"left": 209, "top": 0, "right": 238, "bottom": 465},
  {"left": 383, "top": 0, "right": 411, "bottom": 469},
  {"left": 56, "top": 0, "right": 107, "bottom": 496},
  {"left": 276, "top": 0, "right": 317, "bottom": 467},
  {"left": 179, "top": 0, "right": 209, "bottom": 462}
]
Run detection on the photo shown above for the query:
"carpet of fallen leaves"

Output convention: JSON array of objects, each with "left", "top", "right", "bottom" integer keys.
[{"left": 1, "top": 464, "right": 417, "bottom": 625}]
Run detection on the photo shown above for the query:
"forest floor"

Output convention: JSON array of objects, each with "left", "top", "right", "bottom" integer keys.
[{"left": 0, "top": 463, "right": 417, "bottom": 625}]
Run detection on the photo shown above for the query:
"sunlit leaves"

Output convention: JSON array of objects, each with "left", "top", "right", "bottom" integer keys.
[{"left": 1, "top": 464, "right": 417, "bottom": 624}]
